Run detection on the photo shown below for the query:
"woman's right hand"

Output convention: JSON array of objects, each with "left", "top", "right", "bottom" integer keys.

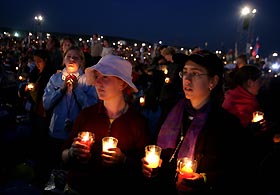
[{"left": 69, "top": 137, "right": 92, "bottom": 162}]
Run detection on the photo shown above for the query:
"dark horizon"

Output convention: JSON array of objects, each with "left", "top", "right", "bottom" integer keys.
[{"left": 1, "top": 0, "right": 280, "bottom": 57}]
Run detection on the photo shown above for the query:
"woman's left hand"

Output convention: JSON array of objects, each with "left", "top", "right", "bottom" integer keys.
[{"left": 176, "top": 172, "right": 205, "bottom": 194}]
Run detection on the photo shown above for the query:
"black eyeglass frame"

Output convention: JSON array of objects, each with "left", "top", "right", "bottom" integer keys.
[{"left": 179, "top": 71, "right": 209, "bottom": 79}]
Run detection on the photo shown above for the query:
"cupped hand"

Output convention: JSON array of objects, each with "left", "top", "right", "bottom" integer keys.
[
  {"left": 70, "top": 137, "right": 92, "bottom": 161},
  {"left": 176, "top": 172, "right": 204, "bottom": 194},
  {"left": 141, "top": 157, "right": 162, "bottom": 178},
  {"left": 101, "top": 147, "right": 125, "bottom": 165}
]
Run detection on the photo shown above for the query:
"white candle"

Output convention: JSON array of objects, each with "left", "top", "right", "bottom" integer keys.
[
  {"left": 102, "top": 137, "right": 118, "bottom": 152},
  {"left": 146, "top": 153, "right": 160, "bottom": 168},
  {"left": 145, "top": 145, "right": 162, "bottom": 168},
  {"left": 252, "top": 111, "right": 264, "bottom": 122}
]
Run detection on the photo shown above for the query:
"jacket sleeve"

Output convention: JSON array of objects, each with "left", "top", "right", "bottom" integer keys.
[
  {"left": 43, "top": 74, "right": 64, "bottom": 111},
  {"left": 72, "top": 75, "right": 98, "bottom": 109}
]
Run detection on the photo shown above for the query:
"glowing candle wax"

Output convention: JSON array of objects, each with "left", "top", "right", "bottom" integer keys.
[
  {"left": 252, "top": 111, "right": 264, "bottom": 122},
  {"left": 145, "top": 145, "right": 162, "bottom": 168},
  {"left": 146, "top": 152, "right": 160, "bottom": 168},
  {"left": 177, "top": 158, "right": 197, "bottom": 179},
  {"left": 27, "top": 83, "right": 34, "bottom": 90},
  {"left": 78, "top": 131, "right": 94, "bottom": 147},
  {"left": 102, "top": 137, "right": 118, "bottom": 152},
  {"left": 139, "top": 96, "right": 145, "bottom": 106},
  {"left": 181, "top": 163, "right": 194, "bottom": 178}
]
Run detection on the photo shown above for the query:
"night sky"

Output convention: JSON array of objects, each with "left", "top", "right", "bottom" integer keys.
[{"left": 1, "top": 0, "right": 279, "bottom": 57}]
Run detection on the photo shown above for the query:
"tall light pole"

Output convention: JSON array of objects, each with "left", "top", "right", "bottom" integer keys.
[
  {"left": 236, "top": 6, "right": 256, "bottom": 56},
  {"left": 34, "top": 14, "right": 43, "bottom": 47}
]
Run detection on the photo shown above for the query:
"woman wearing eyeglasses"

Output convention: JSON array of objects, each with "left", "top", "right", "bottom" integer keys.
[{"left": 142, "top": 50, "right": 250, "bottom": 195}]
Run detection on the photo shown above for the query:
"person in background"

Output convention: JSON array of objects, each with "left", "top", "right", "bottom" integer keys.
[
  {"left": 26, "top": 49, "right": 54, "bottom": 150},
  {"left": 17, "top": 55, "right": 31, "bottom": 81},
  {"left": 60, "top": 36, "right": 76, "bottom": 55},
  {"left": 222, "top": 65, "right": 274, "bottom": 191},
  {"left": 224, "top": 53, "right": 248, "bottom": 90},
  {"left": 101, "top": 38, "right": 113, "bottom": 57},
  {"left": 81, "top": 40, "right": 90, "bottom": 54},
  {"left": 17, "top": 49, "right": 55, "bottom": 188},
  {"left": 157, "top": 46, "right": 188, "bottom": 138},
  {"left": 222, "top": 65, "right": 264, "bottom": 128},
  {"left": 90, "top": 33, "right": 102, "bottom": 65},
  {"left": 46, "top": 34, "right": 64, "bottom": 72},
  {"left": 142, "top": 50, "right": 249, "bottom": 194},
  {"left": 42, "top": 46, "right": 98, "bottom": 190},
  {"left": 57, "top": 36, "right": 76, "bottom": 73},
  {"left": 61, "top": 54, "right": 150, "bottom": 195}
]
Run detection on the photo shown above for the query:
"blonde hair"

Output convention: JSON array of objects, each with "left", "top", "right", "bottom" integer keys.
[
  {"left": 64, "top": 46, "right": 85, "bottom": 70},
  {"left": 160, "top": 46, "right": 176, "bottom": 56}
]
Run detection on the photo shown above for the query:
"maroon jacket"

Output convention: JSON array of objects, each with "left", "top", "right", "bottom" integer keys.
[
  {"left": 222, "top": 85, "right": 260, "bottom": 127},
  {"left": 62, "top": 102, "right": 151, "bottom": 194}
]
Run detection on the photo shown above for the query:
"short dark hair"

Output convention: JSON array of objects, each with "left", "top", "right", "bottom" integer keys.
[{"left": 234, "top": 65, "right": 262, "bottom": 86}]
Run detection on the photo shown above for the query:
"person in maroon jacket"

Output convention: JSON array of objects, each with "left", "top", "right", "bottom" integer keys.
[{"left": 61, "top": 54, "right": 151, "bottom": 195}]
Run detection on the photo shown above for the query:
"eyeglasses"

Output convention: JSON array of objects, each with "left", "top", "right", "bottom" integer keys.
[{"left": 179, "top": 71, "right": 208, "bottom": 79}]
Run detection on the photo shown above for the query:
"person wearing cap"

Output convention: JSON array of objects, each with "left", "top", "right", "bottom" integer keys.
[
  {"left": 142, "top": 50, "right": 249, "bottom": 194},
  {"left": 61, "top": 54, "right": 150, "bottom": 194}
]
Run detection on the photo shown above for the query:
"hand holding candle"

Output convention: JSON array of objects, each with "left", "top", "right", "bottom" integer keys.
[
  {"left": 177, "top": 157, "right": 197, "bottom": 179},
  {"left": 101, "top": 136, "right": 119, "bottom": 165},
  {"left": 102, "top": 136, "right": 118, "bottom": 152},
  {"left": 74, "top": 131, "right": 95, "bottom": 163},
  {"left": 78, "top": 131, "right": 95, "bottom": 147},
  {"left": 145, "top": 145, "right": 162, "bottom": 177},
  {"left": 176, "top": 157, "right": 198, "bottom": 192}
]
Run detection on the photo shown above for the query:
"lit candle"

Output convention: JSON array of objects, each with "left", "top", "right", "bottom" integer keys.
[
  {"left": 102, "top": 137, "right": 118, "bottom": 152},
  {"left": 146, "top": 152, "right": 160, "bottom": 168},
  {"left": 165, "top": 77, "right": 170, "bottom": 83},
  {"left": 145, "top": 145, "right": 162, "bottom": 168},
  {"left": 163, "top": 67, "right": 168, "bottom": 74},
  {"left": 252, "top": 111, "right": 264, "bottom": 122},
  {"left": 139, "top": 96, "right": 145, "bottom": 106},
  {"left": 78, "top": 131, "right": 94, "bottom": 147},
  {"left": 27, "top": 83, "right": 34, "bottom": 90},
  {"left": 181, "top": 161, "right": 194, "bottom": 178},
  {"left": 177, "top": 157, "right": 197, "bottom": 179}
]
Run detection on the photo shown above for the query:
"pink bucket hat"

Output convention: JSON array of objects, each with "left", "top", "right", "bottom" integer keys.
[{"left": 85, "top": 54, "right": 138, "bottom": 93}]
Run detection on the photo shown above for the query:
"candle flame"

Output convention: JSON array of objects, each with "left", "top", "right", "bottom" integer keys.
[
  {"left": 181, "top": 161, "right": 194, "bottom": 173},
  {"left": 27, "top": 83, "right": 34, "bottom": 90},
  {"left": 139, "top": 96, "right": 145, "bottom": 106},
  {"left": 82, "top": 132, "right": 90, "bottom": 142},
  {"left": 165, "top": 77, "right": 170, "bottom": 83},
  {"left": 252, "top": 112, "right": 264, "bottom": 122}
]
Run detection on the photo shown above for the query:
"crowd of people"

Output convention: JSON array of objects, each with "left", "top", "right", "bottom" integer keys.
[{"left": 0, "top": 32, "right": 280, "bottom": 195}]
